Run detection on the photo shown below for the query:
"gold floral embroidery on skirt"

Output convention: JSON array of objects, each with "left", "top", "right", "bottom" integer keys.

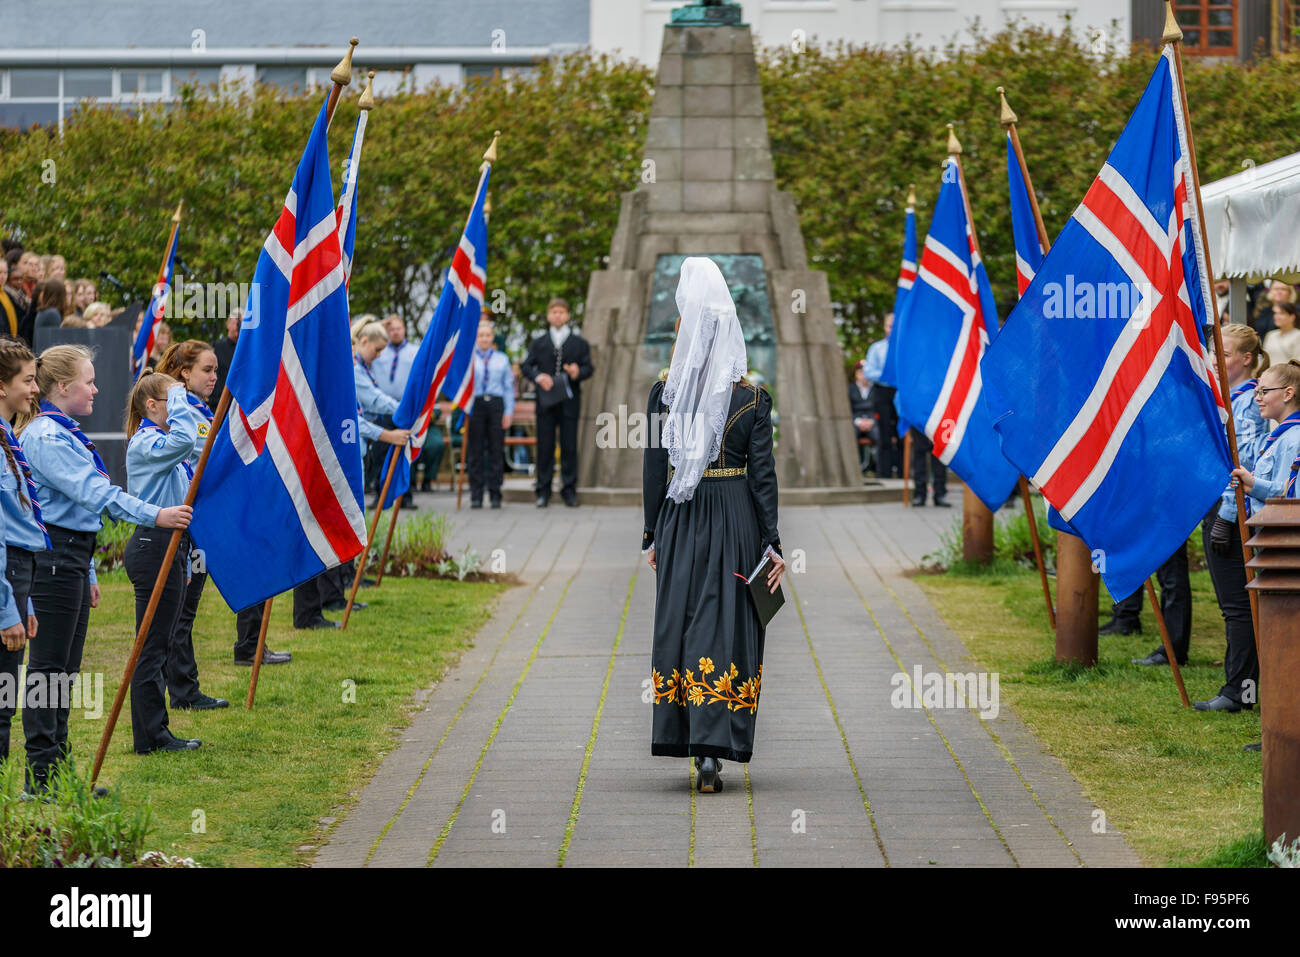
[{"left": 651, "top": 660, "right": 762, "bottom": 714}]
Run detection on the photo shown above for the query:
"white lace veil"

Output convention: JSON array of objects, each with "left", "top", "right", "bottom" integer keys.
[{"left": 662, "top": 257, "right": 749, "bottom": 503}]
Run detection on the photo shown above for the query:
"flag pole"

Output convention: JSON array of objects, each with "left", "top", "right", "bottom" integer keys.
[
  {"left": 1161, "top": 0, "right": 1261, "bottom": 649},
  {"left": 1147, "top": 578, "right": 1192, "bottom": 707},
  {"left": 245, "top": 598, "right": 274, "bottom": 709},
  {"left": 91, "top": 38, "right": 358, "bottom": 785},
  {"left": 137, "top": 201, "right": 184, "bottom": 381},
  {"left": 899, "top": 185, "right": 915, "bottom": 509},
  {"left": 375, "top": 481, "right": 403, "bottom": 585},
  {"left": 343, "top": 447, "right": 397, "bottom": 630},
  {"left": 945, "top": 125, "right": 994, "bottom": 564},
  {"left": 997, "top": 88, "right": 1055, "bottom": 631}
]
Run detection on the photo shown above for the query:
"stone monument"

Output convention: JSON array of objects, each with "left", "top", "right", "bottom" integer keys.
[{"left": 577, "top": 0, "right": 866, "bottom": 503}]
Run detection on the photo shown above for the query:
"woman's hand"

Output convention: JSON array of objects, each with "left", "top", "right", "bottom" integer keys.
[
  {"left": 766, "top": 551, "right": 787, "bottom": 594},
  {"left": 1231, "top": 467, "right": 1255, "bottom": 493},
  {"left": 2, "top": 623, "right": 26, "bottom": 651},
  {"left": 647, "top": 546, "right": 656, "bottom": 572},
  {"left": 89, "top": 584, "right": 101, "bottom": 609},
  {"left": 157, "top": 505, "right": 194, "bottom": 529},
  {"left": 381, "top": 428, "right": 412, "bottom": 446}
]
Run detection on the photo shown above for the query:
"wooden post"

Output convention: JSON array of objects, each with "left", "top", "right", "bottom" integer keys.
[
  {"left": 342, "top": 446, "right": 399, "bottom": 629},
  {"left": 244, "top": 598, "right": 274, "bottom": 710},
  {"left": 91, "top": 39, "right": 358, "bottom": 786},
  {"left": 901, "top": 429, "right": 912, "bottom": 506},
  {"left": 1162, "top": 1, "right": 1260, "bottom": 647},
  {"left": 376, "top": 493, "right": 402, "bottom": 586},
  {"left": 456, "top": 412, "right": 468, "bottom": 510},
  {"left": 1054, "top": 532, "right": 1098, "bottom": 665},
  {"left": 1146, "top": 578, "right": 1191, "bottom": 707},
  {"left": 1018, "top": 477, "right": 1056, "bottom": 630}
]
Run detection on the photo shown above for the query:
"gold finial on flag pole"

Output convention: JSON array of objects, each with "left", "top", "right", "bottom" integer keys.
[
  {"left": 483, "top": 130, "right": 500, "bottom": 165},
  {"left": 906, "top": 183, "right": 916, "bottom": 207},
  {"left": 946, "top": 123, "right": 962, "bottom": 155},
  {"left": 358, "top": 70, "right": 376, "bottom": 110},
  {"left": 172, "top": 199, "right": 184, "bottom": 223},
  {"left": 1162, "top": 0, "right": 1183, "bottom": 44},
  {"left": 997, "top": 86, "right": 1018, "bottom": 128},
  {"left": 332, "top": 37, "right": 359, "bottom": 86}
]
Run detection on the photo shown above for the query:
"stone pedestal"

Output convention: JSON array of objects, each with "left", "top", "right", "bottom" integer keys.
[{"left": 577, "top": 22, "right": 862, "bottom": 494}]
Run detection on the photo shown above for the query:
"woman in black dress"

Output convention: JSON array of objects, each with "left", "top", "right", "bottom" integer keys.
[{"left": 642, "top": 257, "right": 785, "bottom": 794}]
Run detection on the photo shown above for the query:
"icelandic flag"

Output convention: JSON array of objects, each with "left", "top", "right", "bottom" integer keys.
[
  {"left": 878, "top": 196, "right": 916, "bottom": 392},
  {"left": 980, "top": 46, "right": 1230, "bottom": 600},
  {"left": 337, "top": 111, "right": 367, "bottom": 285},
  {"left": 379, "top": 161, "right": 491, "bottom": 508},
  {"left": 132, "top": 222, "right": 179, "bottom": 376},
  {"left": 1007, "top": 133, "right": 1045, "bottom": 296},
  {"left": 892, "top": 157, "right": 1021, "bottom": 512},
  {"left": 189, "top": 97, "right": 367, "bottom": 612}
]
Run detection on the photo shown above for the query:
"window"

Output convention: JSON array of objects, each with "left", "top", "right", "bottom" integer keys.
[
  {"left": 256, "top": 66, "right": 309, "bottom": 92},
  {"left": 1174, "top": 0, "right": 1237, "bottom": 56},
  {"left": 9, "top": 69, "right": 58, "bottom": 98},
  {"left": 63, "top": 69, "right": 112, "bottom": 98},
  {"left": 120, "top": 70, "right": 165, "bottom": 95}
]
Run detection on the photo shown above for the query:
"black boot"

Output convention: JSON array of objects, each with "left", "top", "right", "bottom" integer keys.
[{"left": 696, "top": 757, "right": 723, "bottom": 793}]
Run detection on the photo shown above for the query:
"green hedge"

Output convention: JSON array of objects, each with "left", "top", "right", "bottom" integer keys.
[{"left": 3, "top": 22, "right": 1298, "bottom": 362}]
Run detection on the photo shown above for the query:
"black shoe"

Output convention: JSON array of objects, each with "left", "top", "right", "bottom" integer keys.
[
  {"left": 234, "top": 649, "right": 294, "bottom": 665},
  {"left": 1098, "top": 617, "right": 1142, "bottom": 636},
  {"left": 1132, "top": 650, "right": 1184, "bottom": 667},
  {"left": 470, "top": 500, "right": 483, "bottom": 509},
  {"left": 402, "top": 495, "right": 417, "bottom": 510},
  {"left": 1243, "top": 741, "right": 1261, "bottom": 752},
  {"left": 419, "top": 483, "right": 434, "bottom": 493},
  {"left": 696, "top": 757, "right": 723, "bottom": 793},
  {"left": 301, "top": 616, "right": 339, "bottom": 631},
  {"left": 1194, "top": 695, "right": 1243, "bottom": 713},
  {"left": 140, "top": 735, "right": 201, "bottom": 754},
  {"left": 490, "top": 499, "right": 502, "bottom": 509},
  {"left": 360, "top": 577, "right": 377, "bottom": 588},
  {"left": 912, "top": 496, "right": 926, "bottom": 507},
  {"left": 173, "top": 694, "right": 229, "bottom": 711},
  {"left": 562, "top": 490, "right": 578, "bottom": 507},
  {"left": 932, "top": 496, "right": 951, "bottom": 507},
  {"left": 536, "top": 495, "right": 549, "bottom": 508},
  {"left": 323, "top": 599, "right": 365, "bottom": 612}
]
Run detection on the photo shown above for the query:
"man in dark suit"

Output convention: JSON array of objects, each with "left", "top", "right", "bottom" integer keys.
[{"left": 520, "top": 298, "right": 593, "bottom": 507}]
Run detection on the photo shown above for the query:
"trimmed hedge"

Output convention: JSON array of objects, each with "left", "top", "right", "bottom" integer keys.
[{"left": 3, "top": 22, "right": 1298, "bottom": 363}]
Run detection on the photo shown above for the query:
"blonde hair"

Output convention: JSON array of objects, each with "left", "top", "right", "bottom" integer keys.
[
  {"left": 22, "top": 344, "right": 94, "bottom": 431},
  {"left": 354, "top": 320, "right": 387, "bottom": 346},
  {"left": 125, "top": 370, "right": 178, "bottom": 436},
  {"left": 350, "top": 314, "right": 378, "bottom": 341},
  {"left": 1220, "top": 323, "right": 1269, "bottom": 377},
  {"left": 82, "top": 302, "right": 111, "bottom": 326}
]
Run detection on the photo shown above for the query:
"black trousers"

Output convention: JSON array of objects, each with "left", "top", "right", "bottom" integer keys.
[
  {"left": 292, "top": 562, "right": 351, "bottom": 628},
  {"left": 535, "top": 402, "right": 579, "bottom": 498},
  {"left": 910, "top": 429, "right": 947, "bottom": 499},
  {"left": 1203, "top": 519, "right": 1258, "bottom": 704},
  {"left": 1114, "top": 541, "right": 1191, "bottom": 663},
  {"left": 124, "top": 528, "right": 186, "bottom": 752},
  {"left": 1, "top": 546, "right": 36, "bottom": 764},
  {"left": 869, "top": 385, "right": 899, "bottom": 478},
  {"left": 467, "top": 395, "right": 505, "bottom": 503},
  {"left": 167, "top": 555, "right": 204, "bottom": 708},
  {"left": 235, "top": 600, "right": 270, "bottom": 661},
  {"left": 24, "top": 525, "right": 95, "bottom": 788}
]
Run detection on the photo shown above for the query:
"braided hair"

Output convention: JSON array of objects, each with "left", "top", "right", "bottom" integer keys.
[{"left": 0, "top": 337, "right": 36, "bottom": 506}]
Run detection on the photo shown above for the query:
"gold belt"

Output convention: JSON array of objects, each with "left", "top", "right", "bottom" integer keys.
[{"left": 668, "top": 466, "right": 747, "bottom": 479}]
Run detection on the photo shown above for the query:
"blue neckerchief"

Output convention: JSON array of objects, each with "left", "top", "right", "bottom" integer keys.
[
  {"left": 1230, "top": 378, "right": 1257, "bottom": 403},
  {"left": 138, "top": 416, "right": 194, "bottom": 480},
  {"left": 1261, "top": 410, "right": 1300, "bottom": 456},
  {"left": 37, "top": 400, "right": 109, "bottom": 479},
  {"left": 388, "top": 342, "right": 402, "bottom": 383},
  {"left": 474, "top": 348, "right": 493, "bottom": 396},
  {"left": 354, "top": 353, "right": 379, "bottom": 389},
  {"left": 185, "top": 390, "right": 214, "bottom": 423},
  {"left": 1, "top": 416, "right": 50, "bottom": 549},
  {"left": 1288, "top": 455, "right": 1299, "bottom": 498}
]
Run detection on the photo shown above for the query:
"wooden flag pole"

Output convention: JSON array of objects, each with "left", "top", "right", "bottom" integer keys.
[
  {"left": 999, "top": 85, "right": 1098, "bottom": 649},
  {"left": 997, "top": 88, "right": 1056, "bottom": 631},
  {"left": 902, "top": 429, "right": 912, "bottom": 506},
  {"left": 375, "top": 483, "right": 403, "bottom": 586},
  {"left": 91, "top": 38, "right": 358, "bottom": 785},
  {"left": 1147, "top": 578, "right": 1191, "bottom": 707},
  {"left": 136, "top": 201, "right": 185, "bottom": 383},
  {"left": 945, "top": 125, "right": 994, "bottom": 564},
  {"left": 342, "top": 447, "right": 399, "bottom": 629},
  {"left": 456, "top": 413, "right": 468, "bottom": 510},
  {"left": 245, "top": 599, "right": 274, "bottom": 710},
  {"left": 1162, "top": 2, "right": 1261, "bottom": 649}
]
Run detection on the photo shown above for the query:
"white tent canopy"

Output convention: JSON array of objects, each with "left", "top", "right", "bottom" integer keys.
[{"left": 1201, "top": 149, "right": 1300, "bottom": 284}]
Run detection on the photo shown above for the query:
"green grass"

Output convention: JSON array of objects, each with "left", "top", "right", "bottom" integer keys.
[
  {"left": 913, "top": 563, "right": 1264, "bottom": 867},
  {"left": 4, "top": 569, "right": 502, "bottom": 867}
]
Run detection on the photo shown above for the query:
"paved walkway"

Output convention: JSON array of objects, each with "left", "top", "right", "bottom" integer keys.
[{"left": 315, "top": 498, "right": 1140, "bottom": 868}]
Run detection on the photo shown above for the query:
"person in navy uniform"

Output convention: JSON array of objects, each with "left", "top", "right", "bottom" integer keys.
[
  {"left": 0, "top": 338, "right": 42, "bottom": 766},
  {"left": 20, "top": 345, "right": 192, "bottom": 793},
  {"left": 466, "top": 319, "right": 514, "bottom": 509},
  {"left": 123, "top": 370, "right": 207, "bottom": 753},
  {"left": 520, "top": 298, "right": 593, "bottom": 508},
  {"left": 155, "top": 340, "right": 235, "bottom": 707},
  {"left": 1194, "top": 324, "right": 1268, "bottom": 712}
]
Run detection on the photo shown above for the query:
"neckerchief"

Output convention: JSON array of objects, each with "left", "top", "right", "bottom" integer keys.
[
  {"left": 37, "top": 400, "right": 108, "bottom": 479},
  {"left": 354, "top": 353, "right": 379, "bottom": 389},
  {"left": 388, "top": 342, "right": 403, "bottom": 383},
  {"left": 474, "top": 348, "right": 492, "bottom": 397},
  {"left": 1, "top": 417, "right": 50, "bottom": 549},
  {"left": 1230, "top": 378, "right": 1257, "bottom": 403},
  {"left": 185, "top": 390, "right": 214, "bottom": 423},
  {"left": 137, "top": 416, "right": 194, "bottom": 480},
  {"left": 1288, "top": 454, "right": 1299, "bottom": 498},
  {"left": 1247, "top": 410, "right": 1300, "bottom": 515}
]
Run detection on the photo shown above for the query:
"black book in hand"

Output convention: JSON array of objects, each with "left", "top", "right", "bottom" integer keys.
[
  {"left": 537, "top": 371, "right": 573, "bottom": 410},
  {"left": 734, "top": 552, "right": 785, "bottom": 628}
]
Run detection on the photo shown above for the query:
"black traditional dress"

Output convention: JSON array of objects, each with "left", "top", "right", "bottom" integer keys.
[{"left": 642, "top": 374, "right": 781, "bottom": 763}]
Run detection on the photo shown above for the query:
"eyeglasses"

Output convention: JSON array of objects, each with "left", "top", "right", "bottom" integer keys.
[{"left": 1256, "top": 386, "right": 1290, "bottom": 395}]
